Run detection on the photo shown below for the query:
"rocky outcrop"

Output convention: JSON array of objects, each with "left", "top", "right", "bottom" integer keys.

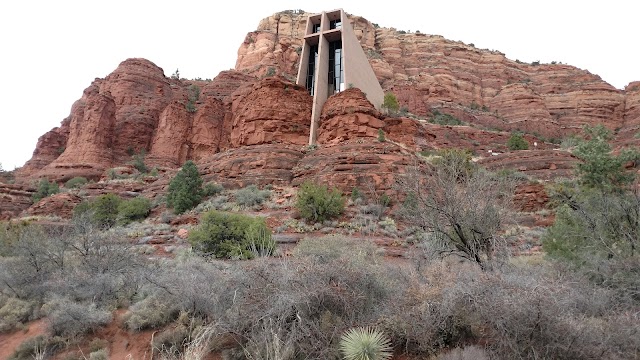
[
  {"left": 514, "top": 182, "right": 549, "bottom": 213},
  {"left": 188, "top": 98, "right": 230, "bottom": 162},
  {"left": 230, "top": 77, "right": 311, "bottom": 146},
  {"left": 148, "top": 101, "right": 193, "bottom": 167},
  {"left": 200, "top": 144, "right": 305, "bottom": 188},
  {"left": 478, "top": 150, "right": 578, "bottom": 180},
  {"left": 0, "top": 183, "right": 34, "bottom": 220},
  {"left": 26, "top": 193, "right": 82, "bottom": 219},
  {"left": 202, "top": 70, "right": 256, "bottom": 101},
  {"left": 317, "top": 88, "right": 385, "bottom": 145},
  {"left": 18, "top": 118, "right": 70, "bottom": 178},
  {"left": 293, "top": 141, "right": 414, "bottom": 194},
  {"left": 40, "top": 87, "right": 117, "bottom": 181},
  {"left": 238, "top": 11, "right": 636, "bottom": 140}
]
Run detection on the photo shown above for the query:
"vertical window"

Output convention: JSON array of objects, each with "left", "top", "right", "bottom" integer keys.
[
  {"left": 330, "top": 19, "right": 342, "bottom": 29},
  {"left": 312, "top": 23, "right": 320, "bottom": 33},
  {"left": 328, "top": 40, "right": 343, "bottom": 95},
  {"left": 306, "top": 45, "right": 318, "bottom": 95}
]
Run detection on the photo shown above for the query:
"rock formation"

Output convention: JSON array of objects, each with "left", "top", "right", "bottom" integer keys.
[{"left": 10, "top": 9, "right": 639, "bottom": 219}]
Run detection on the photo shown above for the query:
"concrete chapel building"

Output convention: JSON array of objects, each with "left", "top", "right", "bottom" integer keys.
[{"left": 296, "top": 9, "right": 385, "bottom": 145}]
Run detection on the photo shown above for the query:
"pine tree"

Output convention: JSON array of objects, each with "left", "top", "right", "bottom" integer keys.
[{"left": 167, "top": 160, "right": 203, "bottom": 214}]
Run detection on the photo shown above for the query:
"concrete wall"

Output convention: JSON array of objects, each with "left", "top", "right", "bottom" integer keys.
[
  {"left": 309, "top": 12, "right": 330, "bottom": 145},
  {"left": 340, "top": 11, "right": 384, "bottom": 109}
]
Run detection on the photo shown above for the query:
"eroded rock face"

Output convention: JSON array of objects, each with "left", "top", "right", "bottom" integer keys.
[
  {"left": 40, "top": 87, "right": 117, "bottom": 182},
  {"left": 317, "top": 88, "right": 385, "bottom": 145},
  {"left": 237, "top": 11, "right": 636, "bottom": 140},
  {"left": 230, "top": 77, "right": 311, "bottom": 146},
  {"left": 26, "top": 193, "right": 82, "bottom": 219},
  {"left": 0, "top": 183, "right": 34, "bottom": 220},
  {"left": 293, "top": 141, "right": 414, "bottom": 194},
  {"left": 514, "top": 182, "right": 550, "bottom": 213},
  {"left": 148, "top": 101, "right": 193, "bottom": 167},
  {"left": 478, "top": 150, "right": 578, "bottom": 180},
  {"left": 200, "top": 144, "right": 305, "bottom": 188},
  {"left": 18, "top": 118, "right": 70, "bottom": 178}
]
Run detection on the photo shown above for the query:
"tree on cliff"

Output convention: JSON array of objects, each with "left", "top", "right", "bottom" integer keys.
[
  {"left": 382, "top": 92, "right": 399, "bottom": 114},
  {"left": 167, "top": 160, "right": 204, "bottom": 214}
]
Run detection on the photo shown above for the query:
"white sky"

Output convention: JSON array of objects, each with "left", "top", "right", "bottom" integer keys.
[{"left": 1, "top": 1, "right": 638, "bottom": 170}]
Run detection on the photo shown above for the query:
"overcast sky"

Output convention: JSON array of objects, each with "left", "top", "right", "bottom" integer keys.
[{"left": 1, "top": 1, "right": 638, "bottom": 170}]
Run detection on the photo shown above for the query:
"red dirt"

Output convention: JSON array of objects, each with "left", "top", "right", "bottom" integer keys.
[{"left": 0, "top": 319, "right": 47, "bottom": 359}]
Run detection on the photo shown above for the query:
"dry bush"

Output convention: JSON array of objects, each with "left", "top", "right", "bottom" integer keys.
[
  {"left": 435, "top": 346, "right": 489, "bottom": 360},
  {"left": 44, "top": 296, "right": 111, "bottom": 338},
  {"left": 124, "top": 292, "right": 179, "bottom": 331},
  {"left": 9, "top": 335, "right": 65, "bottom": 360},
  {"left": 220, "top": 247, "right": 395, "bottom": 359},
  {"left": 0, "top": 297, "right": 35, "bottom": 332},
  {"left": 88, "top": 348, "right": 109, "bottom": 360},
  {"left": 379, "top": 260, "right": 640, "bottom": 359},
  {"left": 399, "top": 160, "right": 515, "bottom": 270}
]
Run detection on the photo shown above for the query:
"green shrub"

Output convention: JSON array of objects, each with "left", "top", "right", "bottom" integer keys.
[
  {"left": 46, "top": 297, "right": 111, "bottom": 338},
  {"left": 65, "top": 177, "right": 88, "bottom": 189},
  {"left": 295, "top": 181, "right": 345, "bottom": 223},
  {"left": 131, "top": 150, "right": 149, "bottom": 174},
  {"left": 189, "top": 210, "right": 273, "bottom": 259},
  {"left": 90, "top": 194, "right": 122, "bottom": 228},
  {"left": 117, "top": 197, "right": 151, "bottom": 225},
  {"left": 32, "top": 178, "right": 59, "bottom": 203},
  {"left": 573, "top": 125, "right": 638, "bottom": 190},
  {"left": 339, "top": 327, "right": 392, "bottom": 360},
  {"left": 433, "top": 148, "right": 475, "bottom": 176},
  {"left": 429, "top": 110, "right": 464, "bottom": 126},
  {"left": 382, "top": 92, "right": 399, "bottom": 114},
  {"left": 0, "top": 297, "right": 34, "bottom": 332},
  {"left": 507, "top": 133, "right": 529, "bottom": 150},
  {"left": 377, "top": 129, "right": 386, "bottom": 142},
  {"left": 73, "top": 193, "right": 124, "bottom": 228},
  {"left": 124, "top": 293, "right": 178, "bottom": 331},
  {"left": 234, "top": 185, "right": 271, "bottom": 207},
  {"left": 167, "top": 160, "right": 204, "bottom": 214},
  {"left": 203, "top": 182, "right": 224, "bottom": 197}
]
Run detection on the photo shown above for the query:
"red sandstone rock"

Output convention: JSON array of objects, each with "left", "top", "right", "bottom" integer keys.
[
  {"left": 199, "top": 144, "right": 305, "bottom": 188},
  {"left": 238, "top": 11, "right": 635, "bottom": 140},
  {"left": 26, "top": 193, "right": 82, "bottom": 219},
  {"left": 478, "top": 150, "right": 578, "bottom": 180},
  {"left": 0, "top": 183, "right": 34, "bottom": 220},
  {"left": 292, "top": 141, "right": 414, "bottom": 194},
  {"left": 230, "top": 77, "right": 311, "bottom": 146},
  {"left": 317, "top": 88, "right": 385, "bottom": 145},
  {"left": 514, "top": 182, "right": 550, "bottom": 212}
]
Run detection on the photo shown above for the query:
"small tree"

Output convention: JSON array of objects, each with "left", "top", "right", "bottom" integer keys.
[
  {"left": 382, "top": 92, "right": 399, "bottom": 114},
  {"left": 507, "top": 133, "right": 529, "bottom": 150},
  {"left": 90, "top": 194, "right": 122, "bottom": 228},
  {"left": 167, "top": 160, "right": 203, "bottom": 214},
  {"left": 573, "top": 125, "right": 638, "bottom": 191},
  {"left": 32, "top": 178, "right": 59, "bottom": 203},
  {"left": 377, "top": 128, "right": 386, "bottom": 142},
  {"left": 295, "top": 181, "right": 345, "bottom": 223},
  {"left": 131, "top": 150, "right": 149, "bottom": 174}
]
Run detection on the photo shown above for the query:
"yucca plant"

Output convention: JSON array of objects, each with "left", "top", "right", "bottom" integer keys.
[{"left": 339, "top": 327, "right": 392, "bottom": 360}]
